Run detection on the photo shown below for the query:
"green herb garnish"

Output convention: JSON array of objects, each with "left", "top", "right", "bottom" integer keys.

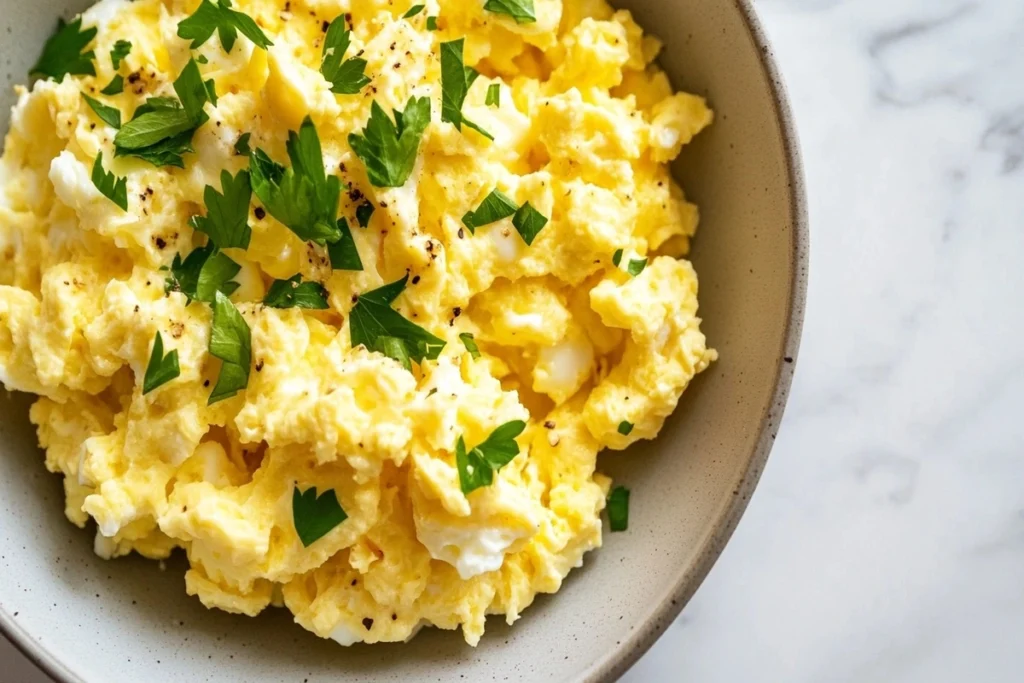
[
  {"left": 30, "top": 17, "right": 96, "bottom": 82},
  {"left": 90, "top": 153, "right": 127, "bottom": 211},
  {"left": 440, "top": 39, "right": 491, "bottom": 140},
  {"left": 165, "top": 244, "right": 240, "bottom": 304},
  {"left": 349, "top": 96, "right": 430, "bottom": 188},
  {"left": 263, "top": 275, "right": 330, "bottom": 309},
  {"left": 320, "top": 17, "right": 370, "bottom": 95},
  {"left": 190, "top": 169, "right": 252, "bottom": 250},
  {"left": 292, "top": 486, "right": 347, "bottom": 547},
  {"left": 483, "top": 0, "right": 536, "bottom": 24},
  {"left": 250, "top": 116, "right": 343, "bottom": 243},
  {"left": 456, "top": 420, "right": 527, "bottom": 495},
  {"left": 461, "top": 189, "right": 517, "bottom": 233},
  {"left": 100, "top": 75, "right": 124, "bottom": 95},
  {"left": 142, "top": 331, "right": 180, "bottom": 394},
  {"left": 233, "top": 132, "right": 251, "bottom": 156},
  {"left": 177, "top": 0, "right": 273, "bottom": 53},
  {"left": 110, "top": 40, "right": 132, "bottom": 70},
  {"left": 208, "top": 290, "right": 251, "bottom": 404},
  {"left": 485, "top": 83, "right": 501, "bottom": 107},
  {"left": 355, "top": 201, "right": 374, "bottom": 228},
  {"left": 607, "top": 485, "right": 630, "bottom": 532},
  {"left": 512, "top": 202, "right": 548, "bottom": 245},
  {"left": 83, "top": 93, "right": 121, "bottom": 128},
  {"left": 403, "top": 4, "right": 425, "bottom": 18},
  {"left": 612, "top": 250, "right": 647, "bottom": 276},
  {"left": 350, "top": 275, "right": 446, "bottom": 367},
  {"left": 459, "top": 332, "right": 481, "bottom": 359},
  {"left": 426, "top": 16, "right": 438, "bottom": 31},
  {"left": 327, "top": 218, "right": 363, "bottom": 271},
  {"left": 617, "top": 420, "right": 633, "bottom": 436}
]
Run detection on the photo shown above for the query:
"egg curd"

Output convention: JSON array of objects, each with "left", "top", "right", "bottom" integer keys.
[{"left": 0, "top": 0, "right": 715, "bottom": 646}]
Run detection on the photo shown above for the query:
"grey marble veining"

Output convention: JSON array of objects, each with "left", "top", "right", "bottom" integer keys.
[
  {"left": 627, "top": 0, "right": 1024, "bottom": 680},
  {"left": 4, "top": 0, "right": 1023, "bottom": 681}
]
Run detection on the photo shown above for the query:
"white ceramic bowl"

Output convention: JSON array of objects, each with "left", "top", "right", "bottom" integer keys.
[{"left": 0, "top": 1, "right": 807, "bottom": 681}]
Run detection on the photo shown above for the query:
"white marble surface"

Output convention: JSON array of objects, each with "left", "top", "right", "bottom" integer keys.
[{"left": 5, "top": 0, "right": 1024, "bottom": 680}]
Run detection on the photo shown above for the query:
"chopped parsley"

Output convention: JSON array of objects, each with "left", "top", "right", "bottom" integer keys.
[
  {"left": 320, "top": 17, "right": 370, "bottom": 95},
  {"left": 612, "top": 249, "right": 648, "bottom": 276},
  {"left": 355, "top": 201, "right": 375, "bottom": 228},
  {"left": 327, "top": 218, "right": 363, "bottom": 271},
  {"left": 165, "top": 244, "right": 240, "bottom": 304},
  {"left": 292, "top": 486, "right": 347, "bottom": 547},
  {"left": 233, "top": 132, "right": 251, "bottom": 156},
  {"left": 456, "top": 420, "right": 527, "bottom": 495},
  {"left": 486, "top": 83, "right": 501, "bottom": 107},
  {"left": 90, "top": 153, "right": 127, "bottom": 211},
  {"left": 377, "top": 336, "right": 411, "bottom": 370},
  {"left": 459, "top": 332, "right": 481, "bottom": 359},
  {"left": 82, "top": 93, "right": 121, "bottom": 128},
  {"left": 177, "top": 0, "right": 273, "bottom": 53},
  {"left": 142, "top": 331, "right": 180, "bottom": 394},
  {"left": 349, "top": 97, "right": 430, "bottom": 188},
  {"left": 461, "top": 189, "right": 517, "bottom": 233},
  {"left": 250, "top": 116, "right": 343, "bottom": 243},
  {"left": 512, "top": 202, "right": 548, "bottom": 245},
  {"left": 607, "top": 486, "right": 630, "bottom": 532},
  {"left": 617, "top": 420, "right": 633, "bottom": 436},
  {"left": 110, "top": 40, "right": 132, "bottom": 70},
  {"left": 30, "top": 17, "right": 97, "bottom": 82},
  {"left": 190, "top": 169, "right": 252, "bottom": 250},
  {"left": 426, "top": 16, "right": 438, "bottom": 31},
  {"left": 349, "top": 275, "right": 446, "bottom": 367},
  {"left": 263, "top": 275, "right": 329, "bottom": 309},
  {"left": 208, "top": 291, "right": 251, "bottom": 404},
  {"left": 483, "top": 0, "right": 537, "bottom": 24},
  {"left": 100, "top": 75, "right": 124, "bottom": 96},
  {"left": 440, "top": 39, "right": 492, "bottom": 140},
  {"left": 403, "top": 4, "right": 425, "bottom": 18},
  {"left": 114, "top": 58, "right": 210, "bottom": 168}
]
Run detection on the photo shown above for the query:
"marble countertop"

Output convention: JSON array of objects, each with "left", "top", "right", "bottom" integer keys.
[{"left": 5, "top": 0, "right": 1022, "bottom": 680}]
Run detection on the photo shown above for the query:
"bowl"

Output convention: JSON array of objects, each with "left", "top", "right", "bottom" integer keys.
[{"left": 0, "top": 1, "right": 807, "bottom": 681}]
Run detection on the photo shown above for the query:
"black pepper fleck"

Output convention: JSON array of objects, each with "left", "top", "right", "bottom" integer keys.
[
  {"left": 254, "top": 207, "right": 266, "bottom": 220},
  {"left": 362, "top": 618, "right": 374, "bottom": 630}
]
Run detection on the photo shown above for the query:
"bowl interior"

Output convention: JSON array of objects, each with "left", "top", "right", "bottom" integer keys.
[{"left": 0, "top": 1, "right": 804, "bottom": 682}]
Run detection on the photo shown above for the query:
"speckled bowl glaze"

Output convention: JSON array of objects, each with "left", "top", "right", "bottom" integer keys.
[{"left": 0, "top": 1, "right": 806, "bottom": 681}]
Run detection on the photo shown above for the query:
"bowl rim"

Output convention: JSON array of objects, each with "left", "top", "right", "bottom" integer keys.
[
  {"left": 584, "top": 0, "right": 809, "bottom": 680},
  {"left": 0, "top": 0, "right": 808, "bottom": 680}
]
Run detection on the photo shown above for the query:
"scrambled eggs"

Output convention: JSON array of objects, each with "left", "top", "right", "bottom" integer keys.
[{"left": 0, "top": 0, "right": 715, "bottom": 646}]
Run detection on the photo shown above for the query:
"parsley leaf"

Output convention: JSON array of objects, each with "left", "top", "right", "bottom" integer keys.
[
  {"left": 403, "top": 4, "right": 425, "bottom": 17},
  {"left": 190, "top": 169, "right": 252, "bottom": 250},
  {"left": 110, "top": 40, "right": 132, "bottom": 70},
  {"left": 426, "top": 16, "right": 438, "bottom": 31},
  {"left": 483, "top": 0, "right": 537, "bottom": 24},
  {"left": 292, "top": 486, "right": 347, "bottom": 547},
  {"left": 114, "top": 58, "right": 209, "bottom": 167},
  {"left": 233, "top": 132, "right": 251, "bottom": 156},
  {"left": 617, "top": 420, "right": 633, "bottom": 436},
  {"left": 320, "top": 17, "right": 370, "bottom": 95},
  {"left": 348, "top": 97, "right": 430, "bottom": 188},
  {"left": 440, "top": 39, "right": 492, "bottom": 140},
  {"left": 486, "top": 83, "right": 501, "bottom": 107},
  {"left": 82, "top": 93, "right": 121, "bottom": 129},
  {"left": 349, "top": 275, "right": 446, "bottom": 366},
  {"left": 165, "top": 244, "right": 240, "bottom": 304},
  {"left": 178, "top": 0, "right": 273, "bottom": 53},
  {"left": 377, "top": 336, "right": 411, "bottom": 370},
  {"left": 456, "top": 420, "right": 527, "bottom": 495},
  {"left": 263, "top": 274, "right": 329, "bottom": 309},
  {"left": 208, "top": 291, "right": 251, "bottom": 404},
  {"left": 612, "top": 250, "right": 648, "bottom": 276},
  {"left": 250, "top": 116, "right": 342, "bottom": 244},
  {"left": 90, "top": 153, "right": 128, "bottom": 211},
  {"left": 459, "top": 332, "right": 481, "bottom": 359},
  {"left": 327, "top": 218, "right": 363, "bottom": 271},
  {"left": 355, "top": 201, "right": 374, "bottom": 228},
  {"left": 100, "top": 75, "right": 124, "bottom": 95},
  {"left": 607, "top": 485, "right": 630, "bottom": 531},
  {"left": 462, "top": 189, "right": 517, "bottom": 233},
  {"left": 143, "top": 331, "right": 180, "bottom": 394},
  {"left": 30, "top": 17, "right": 96, "bottom": 82},
  {"left": 512, "top": 202, "right": 548, "bottom": 245}
]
